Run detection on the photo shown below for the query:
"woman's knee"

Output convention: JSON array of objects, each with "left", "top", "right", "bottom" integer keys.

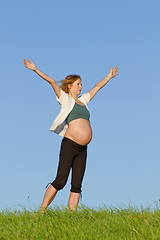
[{"left": 51, "top": 180, "right": 67, "bottom": 191}]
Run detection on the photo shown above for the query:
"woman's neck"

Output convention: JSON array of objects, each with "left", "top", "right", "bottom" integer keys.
[{"left": 68, "top": 92, "right": 78, "bottom": 101}]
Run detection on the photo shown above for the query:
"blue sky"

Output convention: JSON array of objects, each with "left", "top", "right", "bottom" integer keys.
[{"left": 0, "top": 0, "right": 160, "bottom": 211}]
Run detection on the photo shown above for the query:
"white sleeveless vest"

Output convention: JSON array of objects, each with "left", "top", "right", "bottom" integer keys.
[{"left": 50, "top": 88, "right": 90, "bottom": 136}]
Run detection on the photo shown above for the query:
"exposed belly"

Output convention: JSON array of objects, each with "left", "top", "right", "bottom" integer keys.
[{"left": 64, "top": 118, "right": 92, "bottom": 146}]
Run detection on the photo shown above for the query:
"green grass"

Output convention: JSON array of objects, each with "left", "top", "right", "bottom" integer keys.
[{"left": 1, "top": 203, "right": 160, "bottom": 240}]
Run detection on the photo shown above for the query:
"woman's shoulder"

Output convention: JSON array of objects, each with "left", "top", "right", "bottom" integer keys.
[
  {"left": 56, "top": 89, "right": 73, "bottom": 105},
  {"left": 78, "top": 92, "right": 90, "bottom": 105}
]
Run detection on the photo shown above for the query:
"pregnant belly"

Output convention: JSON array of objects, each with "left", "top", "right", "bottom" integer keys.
[{"left": 64, "top": 118, "right": 92, "bottom": 146}]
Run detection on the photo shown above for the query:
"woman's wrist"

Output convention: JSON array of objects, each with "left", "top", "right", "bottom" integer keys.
[{"left": 108, "top": 73, "right": 112, "bottom": 79}]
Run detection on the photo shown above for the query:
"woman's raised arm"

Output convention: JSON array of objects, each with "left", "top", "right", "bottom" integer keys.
[
  {"left": 88, "top": 66, "right": 118, "bottom": 101},
  {"left": 23, "top": 59, "right": 61, "bottom": 98}
]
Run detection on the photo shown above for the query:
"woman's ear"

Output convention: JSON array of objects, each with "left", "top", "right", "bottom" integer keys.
[{"left": 68, "top": 83, "right": 72, "bottom": 90}]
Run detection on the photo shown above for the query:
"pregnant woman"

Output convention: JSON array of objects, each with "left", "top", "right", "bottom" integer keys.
[{"left": 24, "top": 59, "right": 118, "bottom": 212}]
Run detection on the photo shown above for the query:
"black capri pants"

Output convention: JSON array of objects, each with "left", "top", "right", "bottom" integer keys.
[{"left": 51, "top": 137, "right": 87, "bottom": 194}]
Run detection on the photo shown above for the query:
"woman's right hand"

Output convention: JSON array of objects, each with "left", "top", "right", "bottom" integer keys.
[{"left": 24, "top": 59, "right": 37, "bottom": 71}]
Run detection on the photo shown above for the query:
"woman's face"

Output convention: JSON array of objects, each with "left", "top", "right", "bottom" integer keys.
[{"left": 68, "top": 78, "right": 82, "bottom": 96}]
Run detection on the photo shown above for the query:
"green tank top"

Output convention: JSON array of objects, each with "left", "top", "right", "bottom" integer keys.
[{"left": 66, "top": 102, "right": 90, "bottom": 124}]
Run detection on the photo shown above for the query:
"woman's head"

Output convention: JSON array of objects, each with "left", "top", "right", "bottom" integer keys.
[{"left": 59, "top": 74, "right": 82, "bottom": 94}]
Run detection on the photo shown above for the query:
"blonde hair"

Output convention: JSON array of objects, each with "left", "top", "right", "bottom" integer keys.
[{"left": 57, "top": 74, "right": 81, "bottom": 94}]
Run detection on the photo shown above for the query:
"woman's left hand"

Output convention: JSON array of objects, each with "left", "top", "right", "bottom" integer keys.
[{"left": 109, "top": 66, "right": 118, "bottom": 79}]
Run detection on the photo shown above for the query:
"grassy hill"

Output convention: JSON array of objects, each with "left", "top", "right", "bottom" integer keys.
[{"left": 1, "top": 203, "right": 160, "bottom": 239}]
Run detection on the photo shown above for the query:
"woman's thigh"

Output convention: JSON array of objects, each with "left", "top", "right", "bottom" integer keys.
[
  {"left": 54, "top": 138, "right": 75, "bottom": 179},
  {"left": 71, "top": 147, "right": 87, "bottom": 193}
]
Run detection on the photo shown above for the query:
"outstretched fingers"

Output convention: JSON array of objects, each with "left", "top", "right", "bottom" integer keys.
[{"left": 23, "top": 59, "right": 28, "bottom": 67}]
